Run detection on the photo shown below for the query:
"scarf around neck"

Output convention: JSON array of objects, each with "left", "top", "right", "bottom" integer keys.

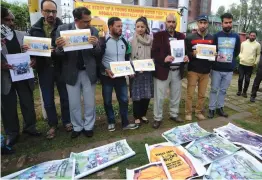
[{"left": 131, "top": 33, "right": 152, "bottom": 60}]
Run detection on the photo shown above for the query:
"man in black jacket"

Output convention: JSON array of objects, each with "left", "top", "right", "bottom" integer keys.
[
  {"left": 29, "top": 0, "right": 71, "bottom": 139},
  {"left": 250, "top": 48, "right": 262, "bottom": 102},
  {"left": 185, "top": 15, "right": 213, "bottom": 121}
]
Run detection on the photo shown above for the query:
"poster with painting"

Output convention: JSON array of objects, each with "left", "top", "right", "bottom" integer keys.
[
  {"left": 203, "top": 150, "right": 262, "bottom": 180},
  {"left": 6, "top": 53, "right": 34, "bottom": 82},
  {"left": 216, "top": 37, "right": 236, "bottom": 63},
  {"left": 185, "top": 134, "right": 240, "bottom": 165},
  {"left": 145, "top": 142, "right": 206, "bottom": 179},
  {"left": 110, "top": 61, "right": 135, "bottom": 77},
  {"left": 70, "top": 139, "right": 135, "bottom": 179},
  {"left": 60, "top": 29, "right": 93, "bottom": 51},
  {"left": 23, "top": 36, "right": 52, "bottom": 57},
  {"left": 170, "top": 40, "right": 185, "bottom": 63},
  {"left": 162, "top": 123, "right": 211, "bottom": 146},
  {"left": 3, "top": 159, "right": 75, "bottom": 180},
  {"left": 214, "top": 123, "right": 262, "bottom": 160},
  {"left": 132, "top": 59, "right": 155, "bottom": 71}
]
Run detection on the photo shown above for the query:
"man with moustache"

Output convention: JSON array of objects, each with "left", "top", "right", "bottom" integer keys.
[
  {"left": 29, "top": 0, "right": 71, "bottom": 139},
  {"left": 100, "top": 17, "right": 138, "bottom": 132},
  {"left": 1, "top": 7, "right": 41, "bottom": 147},
  {"left": 151, "top": 14, "right": 189, "bottom": 129},
  {"left": 56, "top": 7, "right": 100, "bottom": 138},
  {"left": 185, "top": 15, "right": 213, "bottom": 121},
  {"left": 208, "top": 13, "right": 240, "bottom": 118},
  {"left": 237, "top": 31, "right": 261, "bottom": 98}
]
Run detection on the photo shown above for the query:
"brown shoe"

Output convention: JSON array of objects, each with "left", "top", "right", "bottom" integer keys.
[
  {"left": 153, "top": 121, "right": 161, "bottom": 129},
  {"left": 195, "top": 113, "right": 206, "bottom": 120},
  {"left": 185, "top": 115, "right": 192, "bottom": 121}
]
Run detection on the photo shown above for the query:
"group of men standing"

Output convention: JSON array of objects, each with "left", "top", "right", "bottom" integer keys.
[{"left": 1, "top": 0, "right": 261, "bottom": 152}]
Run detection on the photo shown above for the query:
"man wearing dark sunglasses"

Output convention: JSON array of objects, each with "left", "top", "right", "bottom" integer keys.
[{"left": 29, "top": 0, "right": 72, "bottom": 140}]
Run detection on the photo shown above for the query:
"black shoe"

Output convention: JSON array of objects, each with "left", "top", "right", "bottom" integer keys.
[
  {"left": 242, "top": 92, "right": 247, "bottom": 98},
  {"left": 6, "top": 135, "right": 19, "bottom": 147},
  {"left": 170, "top": 116, "right": 184, "bottom": 123},
  {"left": 208, "top": 109, "right": 215, "bottom": 119},
  {"left": 1, "top": 146, "right": 15, "bottom": 155},
  {"left": 236, "top": 91, "right": 241, "bottom": 96},
  {"left": 250, "top": 97, "right": 256, "bottom": 102},
  {"left": 152, "top": 121, "right": 161, "bottom": 129},
  {"left": 216, "top": 108, "right": 228, "bottom": 118},
  {"left": 83, "top": 130, "right": 93, "bottom": 137},
  {"left": 71, "top": 131, "right": 81, "bottom": 138},
  {"left": 22, "top": 130, "right": 42, "bottom": 137}
]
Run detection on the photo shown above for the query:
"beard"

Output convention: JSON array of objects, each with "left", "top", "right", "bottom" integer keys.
[
  {"left": 249, "top": 38, "right": 255, "bottom": 42},
  {"left": 167, "top": 27, "right": 175, "bottom": 33},
  {"left": 223, "top": 27, "right": 232, "bottom": 33},
  {"left": 112, "top": 30, "right": 122, "bottom": 37}
]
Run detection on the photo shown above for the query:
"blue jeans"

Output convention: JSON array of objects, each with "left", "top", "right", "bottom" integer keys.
[
  {"left": 101, "top": 75, "right": 129, "bottom": 127},
  {"left": 209, "top": 70, "right": 233, "bottom": 110},
  {"left": 38, "top": 66, "right": 70, "bottom": 127}
]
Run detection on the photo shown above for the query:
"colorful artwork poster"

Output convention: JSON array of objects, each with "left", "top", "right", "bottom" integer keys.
[
  {"left": 196, "top": 44, "right": 216, "bottom": 61},
  {"left": 132, "top": 59, "right": 155, "bottom": 72},
  {"left": 23, "top": 36, "right": 52, "bottom": 57},
  {"left": 145, "top": 142, "right": 206, "bottom": 180},
  {"left": 126, "top": 159, "right": 172, "bottom": 180},
  {"left": 162, "top": 123, "right": 211, "bottom": 146},
  {"left": 203, "top": 150, "right": 262, "bottom": 180},
  {"left": 186, "top": 134, "right": 240, "bottom": 165},
  {"left": 170, "top": 40, "right": 185, "bottom": 63},
  {"left": 70, "top": 139, "right": 135, "bottom": 179},
  {"left": 60, "top": 29, "right": 93, "bottom": 52},
  {"left": 110, "top": 61, "right": 135, "bottom": 77},
  {"left": 214, "top": 123, "right": 262, "bottom": 160},
  {"left": 216, "top": 37, "right": 236, "bottom": 63},
  {"left": 3, "top": 159, "right": 75, "bottom": 180}
]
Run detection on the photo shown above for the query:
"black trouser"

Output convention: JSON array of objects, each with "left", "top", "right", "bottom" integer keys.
[
  {"left": 1, "top": 80, "right": 37, "bottom": 136},
  {"left": 133, "top": 99, "right": 150, "bottom": 119},
  {"left": 238, "top": 64, "right": 253, "bottom": 93},
  {"left": 251, "top": 70, "right": 262, "bottom": 98}
]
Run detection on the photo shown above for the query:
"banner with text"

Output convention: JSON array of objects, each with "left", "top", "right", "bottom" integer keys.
[{"left": 75, "top": 1, "right": 180, "bottom": 39}]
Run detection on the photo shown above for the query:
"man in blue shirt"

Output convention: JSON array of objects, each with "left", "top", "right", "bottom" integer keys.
[{"left": 208, "top": 13, "right": 240, "bottom": 118}]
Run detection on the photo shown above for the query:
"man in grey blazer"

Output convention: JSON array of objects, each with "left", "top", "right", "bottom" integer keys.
[
  {"left": 55, "top": 7, "right": 100, "bottom": 138},
  {"left": 1, "top": 7, "right": 41, "bottom": 147}
]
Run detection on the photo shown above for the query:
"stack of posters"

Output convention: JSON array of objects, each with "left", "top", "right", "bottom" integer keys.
[
  {"left": 145, "top": 142, "right": 206, "bottom": 179},
  {"left": 186, "top": 134, "right": 240, "bottom": 165},
  {"left": 6, "top": 53, "right": 34, "bottom": 82},
  {"left": 3, "top": 159, "right": 75, "bottom": 180},
  {"left": 126, "top": 159, "right": 172, "bottom": 180},
  {"left": 70, "top": 139, "right": 135, "bottom": 179},
  {"left": 214, "top": 123, "right": 262, "bottom": 160},
  {"left": 162, "top": 123, "right": 211, "bottom": 145},
  {"left": 204, "top": 150, "right": 262, "bottom": 180}
]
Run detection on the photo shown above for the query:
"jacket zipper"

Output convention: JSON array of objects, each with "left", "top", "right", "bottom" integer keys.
[{"left": 116, "top": 40, "right": 118, "bottom": 61}]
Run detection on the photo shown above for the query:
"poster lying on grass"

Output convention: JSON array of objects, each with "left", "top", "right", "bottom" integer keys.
[
  {"left": 203, "top": 150, "right": 262, "bottom": 180},
  {"left": 162, "top": 122, "right": 211, "bottom": 145},
  {"left": 3, "top": 159, "right": 75, "bottom": 180},
  {"left": 145, "top": 142, "right": 206, "bottom": 179},
  {"left": 186, "top": 134, "right": 240, "bottom": 165},
  {"left": 126, "top": 159, "right": 172, "bottom": 180},
  {"left": 70, "top": 139, "right": 135, "bottom": 179},
  {"left": 214, "top": 123, "right": 262, "bottom": 160}
]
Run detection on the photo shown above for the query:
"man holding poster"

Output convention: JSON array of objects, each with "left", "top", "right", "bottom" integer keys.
[
  {"left": 100, "top": 17, "right": 138, "bottom": 132},
  {"left": 151, "top": 14, "right": 189, "bottom": 129},
  {"left": 29, "top": 0, "right": 71, "bottom": 139},
  {"left": 185, "top": 15, "right": 213, "bottom": 121},
  {"left": 1, "top": 7, "right": 41, "bottom": 147},
  {"left": 208, "top": 13, "right": 240, "bottom": 119},
  {"left": 56, "top": 7, "right": 100, "bottom": 138}
]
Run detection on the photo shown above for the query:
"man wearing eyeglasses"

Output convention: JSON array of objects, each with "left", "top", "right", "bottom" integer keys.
[
  {"left": 29, "top": 0, "right": 72, "bottom": 140},
  {"left": 55, "top": 7, "right": 100, "bottom": 138},
  {"left": 151, "top": 14, "right": 189, "bottom": 129}
]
